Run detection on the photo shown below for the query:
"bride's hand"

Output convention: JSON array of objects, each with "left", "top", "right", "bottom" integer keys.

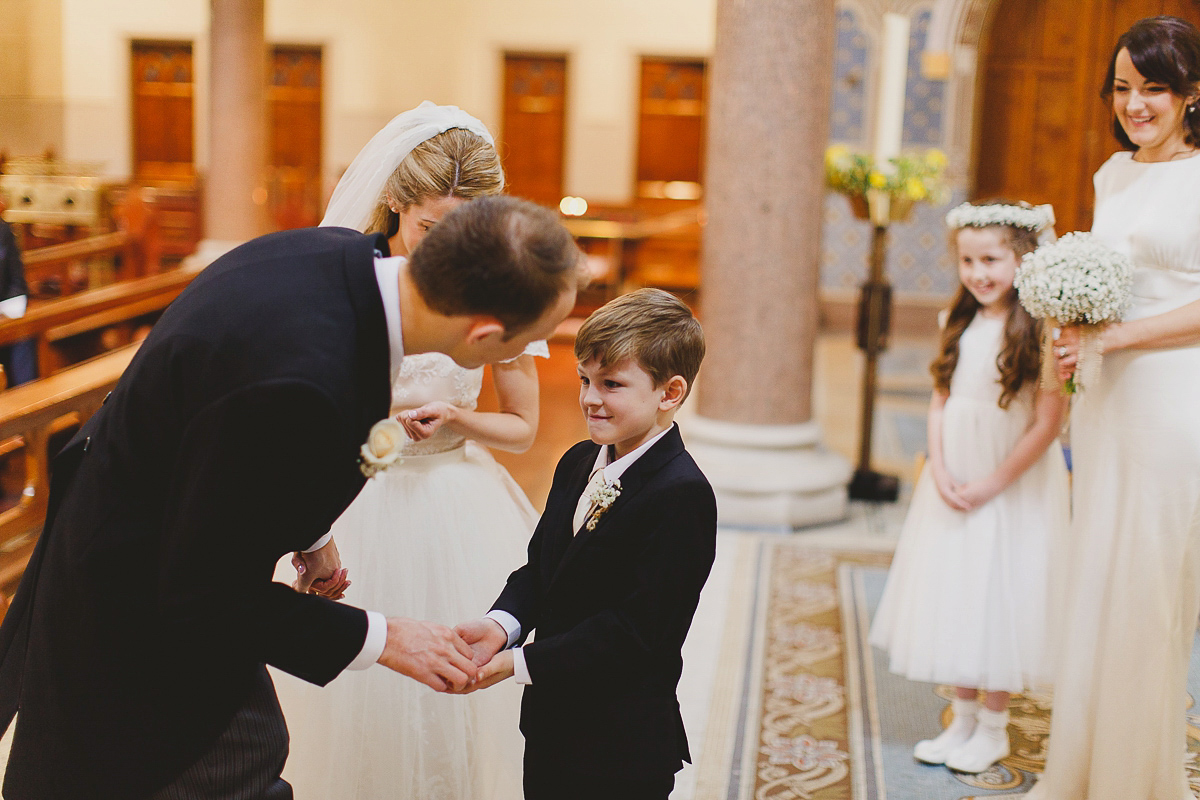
[
  {"left": 1053, "top": 325, "right": 1082, "bottom": 383},
  {"left": 398, "top": 402, "right": 456, "bottom": 441}
]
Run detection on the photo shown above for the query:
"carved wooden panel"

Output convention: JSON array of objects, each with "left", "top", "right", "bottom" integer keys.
[
  {"left": 637, "top": 58, "right": 707, "bottom": 198},
  {"left": 268, "top": 45, "right": 323, "bottom": 229},
  {"left": 131, "top": 41, "right": 194, "bottom": 183},
  {"left": 977, "top": 0, "right": 1200, "bottom": 233},
  {"left": 501, "top": 54, "right": 567, "bottom": 207}
]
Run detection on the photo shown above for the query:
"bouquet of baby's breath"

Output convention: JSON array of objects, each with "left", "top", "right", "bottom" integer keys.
[{"left": 1014, "top": 231, "right": 1134, "bottom": 392}]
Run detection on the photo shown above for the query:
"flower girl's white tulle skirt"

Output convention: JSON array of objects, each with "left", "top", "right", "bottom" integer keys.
[
  {"left": 868, "top": 394, "right": 1069, "bottom": 694},
  {"left": 271, "top": 442, "right": 532, "bottom": 800}
]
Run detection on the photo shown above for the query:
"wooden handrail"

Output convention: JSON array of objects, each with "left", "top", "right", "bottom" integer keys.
[
  {"left": 0, "top": 344, "right": 136, "bottom": 440},
  {"left": 0, "top": 264, "right": 201, "bottom": 348},
  {"left": 22, "top": 230, "right": 130, "bottom": 267},
  {"left": 0, "top": 345, "right": 138, "bottom": 616}
]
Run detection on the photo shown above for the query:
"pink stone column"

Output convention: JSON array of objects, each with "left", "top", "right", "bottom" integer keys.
[
  {"left": 686, "top": 0, "right": 850, "bottom": 526},
  {"left": 204, "top": 0, "right": 269, "bottom": 243}
]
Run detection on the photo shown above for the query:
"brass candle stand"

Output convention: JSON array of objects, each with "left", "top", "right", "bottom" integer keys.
[{"left": 847, "top": 189, "right": 912, "bottom": 502}]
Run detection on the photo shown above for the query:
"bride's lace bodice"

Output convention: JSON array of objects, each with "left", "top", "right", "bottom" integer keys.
[
  {"left": 390, "top": 341, "right": 549, "bottom": 456},
  {"left": 391, "top": 353, "right": 483, "bottom": 455}
]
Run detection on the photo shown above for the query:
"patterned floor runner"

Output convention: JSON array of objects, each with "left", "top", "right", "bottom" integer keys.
[{"left": 701, "top": 538, "right": 1200, "bottom": 800}]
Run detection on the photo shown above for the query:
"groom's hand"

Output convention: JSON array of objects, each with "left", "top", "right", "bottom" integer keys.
[
  {"left": 454, "top": 617, "right": 508, "bottom": 667},
  {"left": 379, "top": 617, "right": 478, "bottom": 692},
  {"left": 292, "top": 538, "right": 348, "bottom": 597}
]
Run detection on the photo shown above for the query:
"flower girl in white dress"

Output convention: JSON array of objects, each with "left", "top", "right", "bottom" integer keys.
[
  {"left": 869, "top": 201, "right": 1069, "bottom": 774},
  {"left": 272, "top": 103, "right": 538, "bottom": 800}
]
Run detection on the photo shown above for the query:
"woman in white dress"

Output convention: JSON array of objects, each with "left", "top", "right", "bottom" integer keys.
[
  {"left": 1032, "top": 16, "right": 1200, "bottom": 800},
  {"left": 273, "top": 102, "right": 538, "bottom": 800}
]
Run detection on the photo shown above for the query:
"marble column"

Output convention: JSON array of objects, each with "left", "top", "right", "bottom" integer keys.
[
  {"left": 195, "top": 0, "right": 268, "bottom": 260},
  {"left": 686, "top": 0, "right": 851, "bottom": 527}
]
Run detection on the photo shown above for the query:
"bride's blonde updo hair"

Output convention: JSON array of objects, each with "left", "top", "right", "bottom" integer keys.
[{"left": 364, "top": 127, "right": 505, "bottom": 237}]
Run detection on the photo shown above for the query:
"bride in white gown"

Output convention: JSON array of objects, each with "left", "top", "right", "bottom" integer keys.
[
  {"left": 1033, "top": 17, "right": 1200, "bottom": 800},
  {"left": 272, "top": 102, "right": 538, "bottom": 800}
]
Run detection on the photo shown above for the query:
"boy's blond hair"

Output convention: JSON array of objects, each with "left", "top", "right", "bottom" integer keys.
[{"left": 574, "top": 288, "right": 705, "bottom": 396}]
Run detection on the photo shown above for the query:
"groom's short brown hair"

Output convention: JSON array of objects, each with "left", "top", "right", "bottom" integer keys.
[{"left": 408, "top": 195, "right": 583, "bottom": 336}]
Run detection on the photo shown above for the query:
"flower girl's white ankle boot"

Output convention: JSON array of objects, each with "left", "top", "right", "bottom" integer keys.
[
  {"left": 913, "top": 698, "right": 979, "bottom": 765},
  {"left": 946, "top": 707, "right": 1010, "bottom": 773}
]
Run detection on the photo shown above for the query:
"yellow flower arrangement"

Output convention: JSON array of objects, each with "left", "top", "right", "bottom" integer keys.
[{"left": 825, "top": 146, "right": 949, "bottom": 210}]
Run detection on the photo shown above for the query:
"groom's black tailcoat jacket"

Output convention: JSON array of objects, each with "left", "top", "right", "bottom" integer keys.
[
  {"left": 0, "top": 227, "right": 392, "bottom": 798},
  {"left": 491, "top": 426, "right": 717, "bottom": 783}
]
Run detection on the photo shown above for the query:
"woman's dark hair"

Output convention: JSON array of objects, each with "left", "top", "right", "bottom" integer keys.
[
  {"left": 1101, "top": 15, "right": 1200, "bottom": 150},
  {"left": 931, "top": 214, "right": 1043, "bottom": 410}
]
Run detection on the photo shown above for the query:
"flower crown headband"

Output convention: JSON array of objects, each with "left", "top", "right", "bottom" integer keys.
[{"left": 944, "top": 202, "right": 1056, "bottom": 232}]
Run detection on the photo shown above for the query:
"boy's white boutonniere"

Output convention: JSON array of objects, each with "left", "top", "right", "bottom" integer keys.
[
  {"left": 584, "top": 477, "right": 622, "bottom": 531},
  {"left": 359, "top": 418, "right": 406, "bottom": 479}
]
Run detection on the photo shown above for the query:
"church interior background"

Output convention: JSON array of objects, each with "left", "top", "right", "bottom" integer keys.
[{"left": 2, "top": 0, "right": 1199, "bottom": 797}]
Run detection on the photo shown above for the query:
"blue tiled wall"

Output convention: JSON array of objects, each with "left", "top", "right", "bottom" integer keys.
[
  {"left": 830, "top": 8, "right": 868, "bottom": 144},
  {"left": 822, "top": 6, "right": 957, "bottom": 297}
]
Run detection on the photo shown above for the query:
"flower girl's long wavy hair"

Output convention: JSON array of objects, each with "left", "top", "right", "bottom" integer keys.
[{"left": 930, "top": 206, "right": 1043, "bottom": 410}]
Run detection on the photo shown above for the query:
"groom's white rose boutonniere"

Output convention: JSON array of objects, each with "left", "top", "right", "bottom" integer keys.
[
  {"left": 584, "top": 477, "right": 621, "bottom": 531},
  {"left": 359, "top": 418, "right": 407, "bottom": 479}
]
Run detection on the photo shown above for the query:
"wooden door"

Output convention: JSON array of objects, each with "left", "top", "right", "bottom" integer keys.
[
  {"left": 131, "top": 41, "right": 194, "bottom": 183},
  {"left": 636, "top": 58, "right": 707, "bottom": 200},
  {"left": 976, "top": 0, "right": 1200, "bottom": 234},
  {"left": 501, "top": 54, "right": 567, "bottom": 207},
  {"left": 268, "top": 45, "right": 323, "bottom": 229}
]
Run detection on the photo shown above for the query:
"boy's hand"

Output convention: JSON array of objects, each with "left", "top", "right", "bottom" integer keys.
[
  {"left": 453, "top": 650, "right": 514, "bottom": 694},
  {"left": 454, "top": 617, "right": 509, "bottom": 667}
]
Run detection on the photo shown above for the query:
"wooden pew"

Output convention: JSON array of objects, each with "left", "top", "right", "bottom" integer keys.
[
  {"left": 563, "top": 204, "right": 703, "bottom": 305},
  {"left": 18, "top": 186, "right": 166, "bottom": 297},
  {"left": 22, "top": 230, "right": 132, "bottom": 297},
  {"left": 0, "top": 264, "right": 202, "bottom": 378},
  {"left": 0, "top": 345, "right": 138, "bottom": 620}
]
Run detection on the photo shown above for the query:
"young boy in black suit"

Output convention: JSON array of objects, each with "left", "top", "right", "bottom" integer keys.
[{"left": 456, "top": 288, "right": 717, "bottom": 800}]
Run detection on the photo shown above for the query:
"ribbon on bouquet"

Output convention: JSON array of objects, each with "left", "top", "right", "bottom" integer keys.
[{"left": 1042, "top": 318, "right": 1104, "bottom": 394}]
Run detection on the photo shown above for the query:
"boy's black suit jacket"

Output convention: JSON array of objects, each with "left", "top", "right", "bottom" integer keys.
[
  {"left": 0, "top": 227, "right": 392, "bottom": 798},
  {"left": 491, "top": 425, "right": 717, "bottom": 781}
]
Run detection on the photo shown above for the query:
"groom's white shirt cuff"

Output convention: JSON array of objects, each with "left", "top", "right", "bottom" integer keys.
[
  {"left": 348, "top": 611, "right": 388, "bottom": 670},
  {"left": 302, "top": 532, "right": 333, "bottom": 552},
  {"left": 485, "top": 610, "right": 532, "bottom": 684}
]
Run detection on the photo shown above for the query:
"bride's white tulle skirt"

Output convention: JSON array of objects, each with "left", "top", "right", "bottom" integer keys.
[{"left": 271, "top": 442, "right": 532, "bottom": 800}]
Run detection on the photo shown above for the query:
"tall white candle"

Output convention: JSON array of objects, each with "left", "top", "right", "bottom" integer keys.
[{"left": 873, "top": 12, "right": 911, "bottom": 167}]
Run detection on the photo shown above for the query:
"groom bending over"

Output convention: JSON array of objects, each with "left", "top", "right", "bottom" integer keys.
[{"left": 0, "top": 196, "right": 582, "bottom": 799}]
